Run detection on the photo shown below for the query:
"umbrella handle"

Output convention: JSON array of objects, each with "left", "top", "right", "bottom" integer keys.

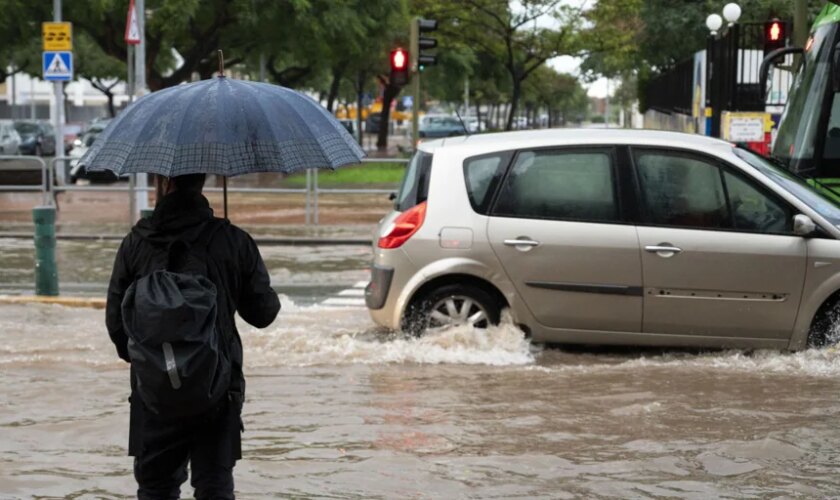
[{"left": 223, "top": 176, "right": 228, "bottom": 219}]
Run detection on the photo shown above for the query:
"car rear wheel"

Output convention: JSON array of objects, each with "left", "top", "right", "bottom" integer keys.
[{"left": 403, "top": 284, "right": 501, "bottom": 336}]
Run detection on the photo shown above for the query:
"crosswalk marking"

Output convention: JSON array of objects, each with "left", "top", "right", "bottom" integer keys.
[{"left": 318, "top": 281, "right": 367, "bottom": 308}]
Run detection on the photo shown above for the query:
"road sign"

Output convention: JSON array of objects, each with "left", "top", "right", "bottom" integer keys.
[
  {"left": 42, "top": 22, "right": 72, "bottom": 51},
  {"left": 125, "top": 0, "right": 140, "bottom": 45},
  {"left": 43, "top": 51, "right": 73, "bottom": 81}
]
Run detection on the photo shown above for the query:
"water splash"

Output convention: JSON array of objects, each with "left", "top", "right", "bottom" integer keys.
[{"left": 242, "top": 303, "right": 534, "bottom": 367}]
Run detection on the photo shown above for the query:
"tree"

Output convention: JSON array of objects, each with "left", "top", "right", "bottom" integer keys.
[
  {"left": 417, "top": 0, "right": 581, "bottom": 130},
  {"left": 75, "top": 32, "right": 126, "bottom": 117},
  {"left": 0, "top": 0, "right": 44, "bottom": 84},
  {"left": 523, "top": 66, "right": 587, "bottom": 127}
]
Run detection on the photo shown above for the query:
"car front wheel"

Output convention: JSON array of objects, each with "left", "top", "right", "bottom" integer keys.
[
  {"left": 403, "top": 284, "right": 501, "bottom": 336},
  {"left": 808, "top": 299, "right": 840, "bottom": 348}
]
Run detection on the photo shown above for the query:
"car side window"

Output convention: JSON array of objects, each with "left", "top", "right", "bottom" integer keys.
[
  {"left": 463, "top": 152, "right": 510, "bottom": 214},
  {"left": 635, "top": 150, "right": 792, "bottom": 234},
  {"left": 722, "top": 170, "right": 792, "bottom": 233},
  {"left": 492, "top": 149, "right": 619, "bottom": 223},
  {"left": 636, "top": 152, "right": 730, "bottom": 229}
]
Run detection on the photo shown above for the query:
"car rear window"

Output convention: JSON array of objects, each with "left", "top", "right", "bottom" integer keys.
[
  {"left": 463, "top": 152, "right": 511, "bottom": 214},
  {"left": 395, "top": 151, "right": 433, "bottom": 211}
]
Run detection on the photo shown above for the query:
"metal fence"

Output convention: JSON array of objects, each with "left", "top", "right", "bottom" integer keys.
[
  {"left": 643, "top": 21, "right": 795, "bottom": 127},
  {"left": 644, "top": 58, "right": 695, "bottom": 116},
  {"left": 1, "top": 156, "right": 409, "bottom": 227}
]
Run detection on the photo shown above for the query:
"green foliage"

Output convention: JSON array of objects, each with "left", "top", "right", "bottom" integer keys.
[
  {"left": 414, "top": 0, "right": 581, "bottom": 129},
  {"left": 282, "top": 163, "right": 406, "bottom": 187},
  {"left": 0, "top": 0, "right": 584, "bottom": 131}
]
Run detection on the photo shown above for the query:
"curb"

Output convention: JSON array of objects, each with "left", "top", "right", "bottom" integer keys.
[
  {"left": 0, "top": 295, "right": 106, "bottom": 309},
  {"left": 0, "top": 232, "right": 371, "bottom": 246}
]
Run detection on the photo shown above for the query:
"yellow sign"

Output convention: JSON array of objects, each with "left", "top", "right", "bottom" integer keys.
[{"left": 43, "top": 22, "right": 72, "bottom": 51}]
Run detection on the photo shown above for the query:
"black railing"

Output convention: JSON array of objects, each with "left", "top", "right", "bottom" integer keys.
[
  {"left": 645, "top": 58, "right": 695, "bottom": 116},
  {"left": 643, "top": 21, "right": 794, "bottom": 133}
]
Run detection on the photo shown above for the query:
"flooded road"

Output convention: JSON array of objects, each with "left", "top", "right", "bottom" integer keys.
[
  {"left": 2, "top": 299, "right": 840, "bottom": 498},
  {"left": 2, "top": 238, "right": 840, "bottom": 498}
]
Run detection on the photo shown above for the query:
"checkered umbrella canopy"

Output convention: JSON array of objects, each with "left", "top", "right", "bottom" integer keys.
[{"left": 80, "top": 77, "right": 365, "bottom": 177}]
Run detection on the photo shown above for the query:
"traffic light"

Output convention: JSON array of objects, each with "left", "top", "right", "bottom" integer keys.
[
  {"left": 764, "top": 18, "right": 787, "bottom": 55},
  {"left": 390, "top": 47, "right": 409, "bottom": 86},
  {"left": 411, "top": 18, "right": 438, "bottom": 72}
]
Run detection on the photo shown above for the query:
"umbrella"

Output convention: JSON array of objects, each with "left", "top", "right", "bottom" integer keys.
[{"left": 80, "top": 56, "right": 364, "bottom": 217}]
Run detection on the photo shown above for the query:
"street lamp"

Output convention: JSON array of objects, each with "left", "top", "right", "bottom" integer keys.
[
  {"left": 723, "top": 3, "right": 742, "bottom": 26},
  {"left": 706, "top": 14, "right": 723, "bottom": 36}
]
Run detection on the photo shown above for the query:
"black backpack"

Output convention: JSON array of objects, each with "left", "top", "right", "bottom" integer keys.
[{"left": 122, "top": 220, "right": 231, "bottom": 419}]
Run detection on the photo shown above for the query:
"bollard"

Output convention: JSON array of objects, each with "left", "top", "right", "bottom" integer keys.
[
  {"left": 32, "top": 206, "right": 59, "bottom": 296},
  {"left": 140, "top": 208, "right": 154, "bottom": 219}
]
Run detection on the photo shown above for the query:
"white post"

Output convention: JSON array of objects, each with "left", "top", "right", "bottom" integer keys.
[
  {"left": 604, "top": 78, "right": 611, "bottom": 128},
  {"left": 29, "top": 77, "right": 35, "bottom": 119},
  {"left": 464, "top": 77, "right": 470, "bottom": 122},
  {"left": 53, "top": 0, "right": 66, "bottom": 184},
  {"left": 134, "top": 0, "right": 148, "bottom": 212},
  {"left": 11, "top": 71, "right": 16, "bottom": 120}
]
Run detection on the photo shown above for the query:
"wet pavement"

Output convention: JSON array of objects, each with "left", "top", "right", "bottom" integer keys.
[{"left": 2, "top": 239, "right": 840, "bottom": 498}]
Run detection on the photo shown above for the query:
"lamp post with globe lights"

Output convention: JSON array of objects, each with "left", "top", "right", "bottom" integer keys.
[{"left": 705, "top": 3, "right": 741, "bottom": 137}]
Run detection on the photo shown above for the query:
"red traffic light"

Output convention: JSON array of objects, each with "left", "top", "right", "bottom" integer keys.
[
  {"left": 390, "top": 48, "right": 409, "bottom": 87},
  {"left": 763, "top": 18, "right": 786, "bottom": 55},
  {"left": 391, "top": 48, "right": 407, "bottom": 71},
  {"left": 768, "top": 21, "right": 782, "bottom": 41}
]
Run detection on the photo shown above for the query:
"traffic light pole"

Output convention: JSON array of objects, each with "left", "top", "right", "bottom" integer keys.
[{"left": 410, "top": 18, "right": 420, "bottom": 148}]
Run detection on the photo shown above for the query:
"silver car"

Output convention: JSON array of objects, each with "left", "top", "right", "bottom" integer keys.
[{"left": 365, "top": 129, "right": 840, "bottom": 350}]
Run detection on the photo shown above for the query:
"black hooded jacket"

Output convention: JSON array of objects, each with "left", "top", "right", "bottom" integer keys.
[{"left": 106, "top": 189, "right": 280, "bottom": 395}]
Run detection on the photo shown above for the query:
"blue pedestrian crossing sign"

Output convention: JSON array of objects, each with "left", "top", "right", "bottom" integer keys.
[{"left": 43, "top": 51, "right": 73, "bottom": 81}]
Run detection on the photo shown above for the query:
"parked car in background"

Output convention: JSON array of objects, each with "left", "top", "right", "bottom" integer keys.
[
  {"left": 13, "top": 121, "right": 56, "bottom": 156},
  {"left": 365, "top": 114, "right": 382, "bottom": 134},
  {"left": 69, "top": 120, "right": 121, "bottom": 183},
  {"left": 63, "top": 122, "right": 84, "bottom": 154},
  {"left": 366, "top": 128, "right": 840, "bottom": 351},
  {"left": 339, "top": 119, "right": 356, "bottom": 137},
  {"left": 0, "top": 120, "right": 22, "bottom": 155},
  {"left": 418, "top": 115, "right": 466, "bottom": 139}
]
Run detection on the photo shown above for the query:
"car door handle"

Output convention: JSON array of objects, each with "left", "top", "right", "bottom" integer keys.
[
  {"left": 645, "top": 245, "right": 682, "bottom": 255},
  {"left": 504, "top": 239, "right": 541, "bottom": 247}
]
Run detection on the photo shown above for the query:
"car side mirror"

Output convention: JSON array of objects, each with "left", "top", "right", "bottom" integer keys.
[
  {"left": 388, "top": 192, "right": 397, "bottom": 201},
  {"left": 793, "top": 214, "right": 817, "bottom": 237},
  {"left": 760, "top": 47, "right": 805, "bottom": 101}
]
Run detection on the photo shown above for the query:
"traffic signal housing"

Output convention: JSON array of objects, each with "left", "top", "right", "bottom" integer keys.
[
  {"left": 390, "top": 47, "right": 409, "bottom": 87},
  {"left": 411, "top": 18, "right": 438, "bottom": 73},
  {"left": 764, "top": 18, "right": 787, "bottom": 56}
]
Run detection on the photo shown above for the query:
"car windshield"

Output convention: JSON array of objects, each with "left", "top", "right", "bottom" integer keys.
[
  {"left": 771, "top": 23, "right": 836, "bottom": 172},
  {"left": 734, "top": 147, "right": 840, "bottom": 225},
  {"left": 14, "top": 122, "right": 39, "bottom": 135}
]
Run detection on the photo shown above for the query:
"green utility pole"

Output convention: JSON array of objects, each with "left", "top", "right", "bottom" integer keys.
[
  {"left": 410, "top": 18, "right": 420, "bottom": 148},
  {"left": 33, "top": 206, "right": 58, "bottom": 296},
  {"left": 793, "top": 0, "right": 808, "bottom": 49}
]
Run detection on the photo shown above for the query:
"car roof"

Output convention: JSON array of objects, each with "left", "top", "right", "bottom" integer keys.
[{"left": 417, "top": 128, "right": 734, "bottom": 157}]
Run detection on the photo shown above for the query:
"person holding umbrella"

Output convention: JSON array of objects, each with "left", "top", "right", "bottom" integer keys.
[{"left": 82, "top": 56, "right": 364, "bottom": 498}]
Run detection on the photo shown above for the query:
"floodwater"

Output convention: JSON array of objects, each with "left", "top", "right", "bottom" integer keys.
[{"left": 2, "top": 240, "right": 840, "bottom": 498}]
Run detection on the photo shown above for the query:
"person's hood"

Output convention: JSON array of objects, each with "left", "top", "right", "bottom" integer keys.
[{"left": 132, "top": 190, "right": 215, "bottom": 245}]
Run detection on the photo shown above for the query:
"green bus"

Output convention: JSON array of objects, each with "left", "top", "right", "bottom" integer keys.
[{"left": 764, "top": 2, "right": 840, "bottom": 193}]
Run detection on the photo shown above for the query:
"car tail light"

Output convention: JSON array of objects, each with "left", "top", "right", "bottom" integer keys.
[{"left": 378, "top": 201, "right": 427, "bottom": 249}]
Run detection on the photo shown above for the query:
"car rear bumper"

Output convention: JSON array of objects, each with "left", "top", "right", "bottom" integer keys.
[
  {"left": 366, "top": 247, "right": 418, "bottom": 330},
  {"left": 365, "top": 265, "right": 394, "bottom": 310}
]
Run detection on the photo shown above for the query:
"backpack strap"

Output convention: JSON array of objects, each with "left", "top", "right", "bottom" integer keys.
[{"left": 165, "top": 218, "right": 227, "bottom": 272}]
